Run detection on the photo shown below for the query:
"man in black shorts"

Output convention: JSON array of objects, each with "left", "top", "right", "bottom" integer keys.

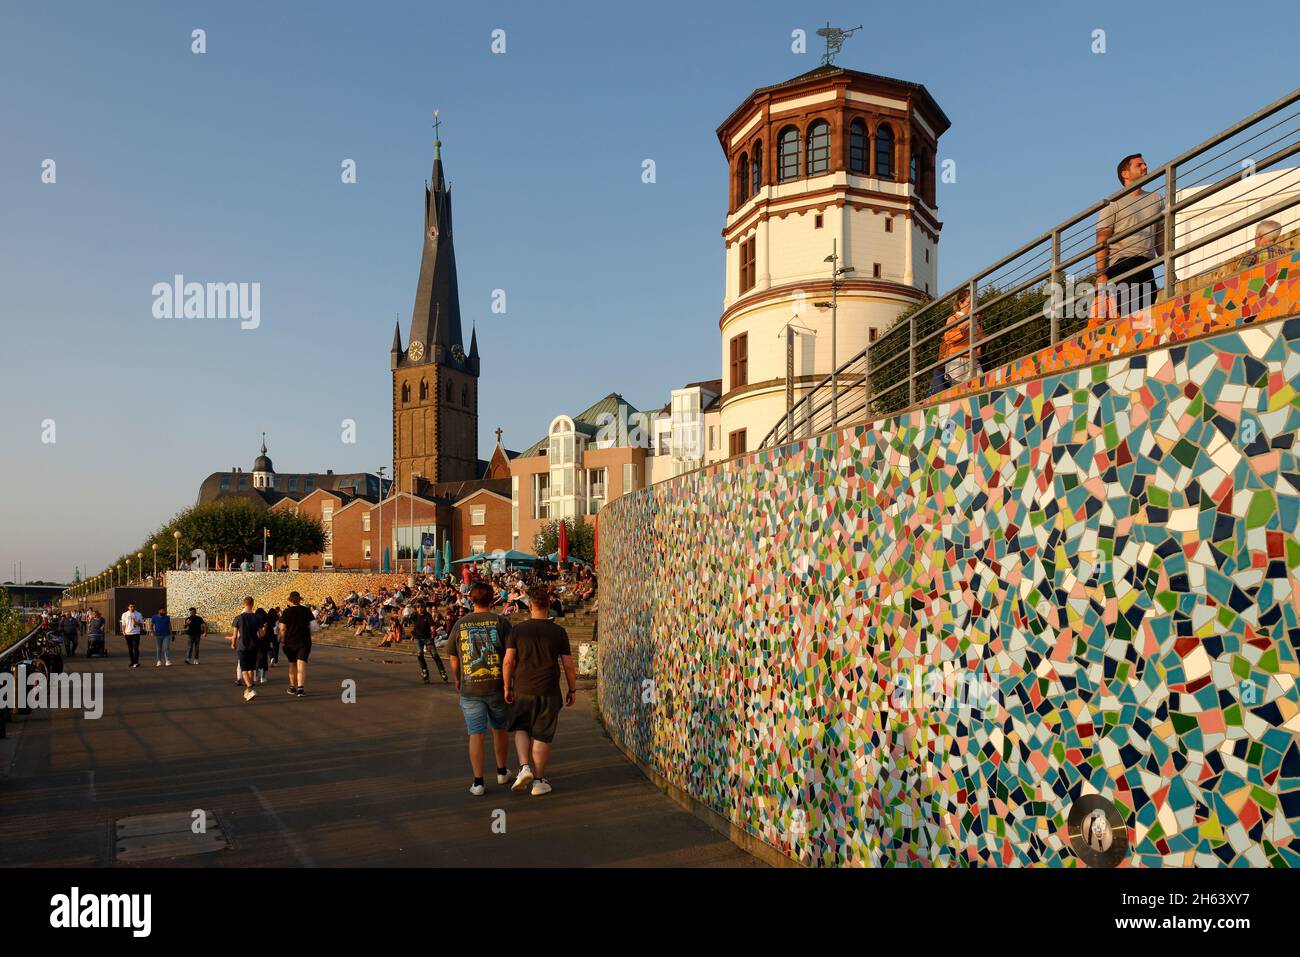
[
  {"left": 278, "top": 590, "right": 314, "bottom": 697},
  {"left": 409, "top": 600, "right": 448, "bottom": 684},
  {"left": 504, "top": 584, "right": 576, "bottom": 796},
  {"left": 228, "top": 596, "right": 263, "bottom": 702}
]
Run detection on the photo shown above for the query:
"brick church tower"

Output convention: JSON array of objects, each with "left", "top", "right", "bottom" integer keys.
[{"left": 392, "top": 133, "right": 480, "bottom": 493}]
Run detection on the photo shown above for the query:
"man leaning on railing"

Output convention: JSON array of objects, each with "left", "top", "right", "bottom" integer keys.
[{"left": 1096, "top": 152, "right": 1165, "bottom": 319}]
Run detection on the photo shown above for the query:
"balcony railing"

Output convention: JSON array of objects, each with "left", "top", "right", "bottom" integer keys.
[{"left": 760, "top": 87, "right": 1300, "bottom": 449}]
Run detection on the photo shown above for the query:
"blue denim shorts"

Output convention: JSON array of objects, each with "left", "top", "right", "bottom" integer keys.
[{"left": 458, "top": 692, "right": 509, "bottom": 735}]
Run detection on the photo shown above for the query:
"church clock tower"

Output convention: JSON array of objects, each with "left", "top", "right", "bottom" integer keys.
[{"left": 392, "top": 130, "right": 481, "bottom": 493}]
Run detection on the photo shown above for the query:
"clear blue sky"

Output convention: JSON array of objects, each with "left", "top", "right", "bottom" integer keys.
[{"left": 2, "top": 0, "right": 1296, "bottom": 581}]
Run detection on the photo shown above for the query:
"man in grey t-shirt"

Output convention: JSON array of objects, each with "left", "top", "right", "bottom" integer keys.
[{"left": 1097, "top": 152, "right": 1165, "bottom": 319}]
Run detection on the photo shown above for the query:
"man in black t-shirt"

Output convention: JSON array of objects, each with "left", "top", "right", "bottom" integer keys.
[
  {"left": 228, "top": 596, "right": 263, "bottom": 702},
  {"left": 183, "top": 608, "right": 206, "bottom": 664},
  {"left": 504, "top": 584, "right": 576, "bottom": 797},
  {"left": 409, "top": 601, "right": 448, "bottom": 684},
  {"left": 277, "top": 591, "right": 315, "bottom": 698}
]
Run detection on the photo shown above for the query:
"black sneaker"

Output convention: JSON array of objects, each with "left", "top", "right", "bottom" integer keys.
[
  {"left": 287, "top": 687, "right": 298, "bottom": 696},
  {"left": 294, "top": 687, "right": 305, "bottom": 697},
  {"left": 421, "top": 670, "right": 430, "bottom": 683}
]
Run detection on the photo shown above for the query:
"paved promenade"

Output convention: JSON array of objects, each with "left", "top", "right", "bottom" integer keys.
[{"left": 0, "top": 642, "right": 757, "bottom": 867}]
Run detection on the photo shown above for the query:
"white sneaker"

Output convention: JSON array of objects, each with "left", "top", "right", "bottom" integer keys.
[
  {"left": 530, "top": 779, "right": 552, "bottom": 797},
  {"left": 469, "top": 782, "right": 486, "bottom": 796},
  {"left": 512, "top": 766, "right": 534, "bottom": 794},
  {"left": 165, "top": 660, "right": 172, "bottom": 667},
  {"left": 497, "top": 769, "right": 513, "bottom": 786},
  {"left": 243, "top": 688, "right": 256, "bottom": 701},
  {"left": 155, "top": 661, "right": 162, "bottom": 668}
]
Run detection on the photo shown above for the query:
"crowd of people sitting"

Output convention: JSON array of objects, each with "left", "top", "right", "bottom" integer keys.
[{"left": 312, "top": 565, "right": 598, "bottom": 647}]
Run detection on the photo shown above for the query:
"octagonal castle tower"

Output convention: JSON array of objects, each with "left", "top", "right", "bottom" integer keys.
[{"left": 716, "top": 64, "right": 950, "bottom": 451}]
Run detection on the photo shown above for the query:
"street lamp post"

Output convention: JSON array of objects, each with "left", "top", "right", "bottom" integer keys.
[
  {"left": 410, "top": 471, "right": 421, "bottom": 574},
  {"left": 822, "top": 239, "right": 855, "bottom": 427},
  {"left": 173, "top": 530, "right": 180, "bottom": 569},
  {"left": 137, "top": 553, "right": 143, "bottom": 584},
  {"left": 152, "top": 544, "right": 157, "bottom": 579},
  {"left": 262, "top": 527, "right": 269, "bottom": 571},
  {"left": 377, "top": 466, "right": 387, "bottom": 574}
]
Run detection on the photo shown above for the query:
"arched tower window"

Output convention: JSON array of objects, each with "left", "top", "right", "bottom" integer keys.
[
  {"left": 461, "top": 385, "right": 469, "bottom": 407},
  {"left": 736, "top": 152, "right": 749, "bottom": 205},
  {"left": 910, "top": 153, "right": 919, "bottom": 188},
  {"left": 419, "top": 379, "right": 428, "bottom": 401},
  {"left": 446, "top": 380, "right": 453, "bottom": 401},
  {"left": 751, "top": 140, "right": 763, "bottom": 194},
  {"left": 777, "top": 126, "right": 800, "bottom": 182},
  {"left": 401, "top": 382, "right": 410, "bottom": 404},
  {"left": 806, "top": 120, "right": 830, "bottom": 175},
  {"left": 849, "top": 119, "right": 868, "bottom": 173},
  {"left": 875, "top": 124, "right": 894, "bottom": 180}
]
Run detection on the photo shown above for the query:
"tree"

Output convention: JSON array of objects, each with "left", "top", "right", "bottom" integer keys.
[
  {"left": 533, "top": 518, "right": 595, "bottom": 564},
  {"left": 95, "top": 499, "right": 326, "bottom": 581},
  {"left": 0, "top": 589, "right": 26, "bottom": 652}
]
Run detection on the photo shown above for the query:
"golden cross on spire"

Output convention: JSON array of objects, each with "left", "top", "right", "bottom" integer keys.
[{"left": 432, "top": 108, "right": 442, "bottom": 143}]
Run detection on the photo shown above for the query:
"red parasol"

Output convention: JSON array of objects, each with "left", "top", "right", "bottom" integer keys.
[{"left": 558, "top": 520, "right": 569, "bottom": 565}]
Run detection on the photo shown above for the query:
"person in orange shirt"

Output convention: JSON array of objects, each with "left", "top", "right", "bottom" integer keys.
[{"left": 929, "top": 288, "right": 984, "bottom": 397}]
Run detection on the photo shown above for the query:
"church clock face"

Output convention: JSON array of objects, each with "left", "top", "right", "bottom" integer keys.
[
  {"left": 451, "top": 344, "right": 465, "bottom": 362},
  {"left": 407, "top": 340, "right": 424, "bottom": 361}
]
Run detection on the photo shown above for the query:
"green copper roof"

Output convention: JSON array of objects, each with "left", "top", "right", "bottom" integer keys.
[{"left": 519, "top": 393, "right": 643, "bottom": 457}]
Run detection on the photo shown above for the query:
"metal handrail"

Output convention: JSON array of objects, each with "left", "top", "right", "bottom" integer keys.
[
  {"left": 0, "top": 621, "right": 43, "bottom": 668},
  {"left": 761, "top": 87, "right": 1300, "bottom": 449}
]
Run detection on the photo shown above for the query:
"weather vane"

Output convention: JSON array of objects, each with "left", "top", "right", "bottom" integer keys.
[{"left": 816, "top": 22, "right": 862, "bottom": 66}]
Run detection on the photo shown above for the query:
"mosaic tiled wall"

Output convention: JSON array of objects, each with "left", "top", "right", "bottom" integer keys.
[
  {"left": 599, "top": 315, "right": 1300, "bottom": 867},
  {"left": 936, "top": 251, "right": 1297, "bottom": 405},
  {"left": 166, "top": 571, "right": 411, "bottom": 625}
]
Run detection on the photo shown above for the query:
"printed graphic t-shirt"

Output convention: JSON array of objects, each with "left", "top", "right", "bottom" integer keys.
[{"left": 446, "top": 612, "right": 510, "bottom": 697}]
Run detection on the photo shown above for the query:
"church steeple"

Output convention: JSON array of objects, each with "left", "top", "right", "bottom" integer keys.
[
  {"left": 392, "top": 118, "right": 480, "bottom": 493},
  {"left": 408, "top": 130, "right": 463, "bottom": 363}
]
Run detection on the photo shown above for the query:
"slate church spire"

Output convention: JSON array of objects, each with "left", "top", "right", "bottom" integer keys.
[{"left": 408, "top": 129, "right": 464, "bottom": 361}]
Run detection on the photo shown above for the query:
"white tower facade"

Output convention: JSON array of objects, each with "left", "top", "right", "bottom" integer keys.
[{"left": 716, "top": 65, "right": 950, "bottom": 451}]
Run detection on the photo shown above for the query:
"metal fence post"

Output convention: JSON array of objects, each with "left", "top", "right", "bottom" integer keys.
[
  {"left": 864, "top": 343, "right": 872, "bottom": 424},
  {"left": 1049, "top": 229, "right": 1061, "bottom": 345},
  {"left": 1164, "top": 164, "right": 1177, "bottom": 294},
  {"left": 967, "top": 278, "right": 978, "bottom": 381},
  {"left": 908, "top": 314, "right": 917, "bottom": 407}
]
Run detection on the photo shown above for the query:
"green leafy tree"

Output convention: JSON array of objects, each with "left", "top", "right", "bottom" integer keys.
[
  {"left": 533, "top": 518, "right": 595, "bottom": 564},
  {"left": 0, "top": 589, "right": 27, "bottom": 652},
  {"left": 866, "top": 278, "right": 1093, "bottom": 419},
  {"left": 95, "top": 499, "right": 326, "bottom": 581}
]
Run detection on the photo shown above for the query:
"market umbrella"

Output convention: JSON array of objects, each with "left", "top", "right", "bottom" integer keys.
[
  {"left": 593, "top": 517, "right": 598, "bottom": 571},
  {"left": 433, "top": 548, "right": 442, "bottom": 577},
  {"left": 558, "top": 521, "right": 569, "bottom": 565},
  {"left": 382, "top": 547, "right": 391, "bottom": 572},
  {"left": 443, "top": 539, "right": 452, "bottom": 578}
]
